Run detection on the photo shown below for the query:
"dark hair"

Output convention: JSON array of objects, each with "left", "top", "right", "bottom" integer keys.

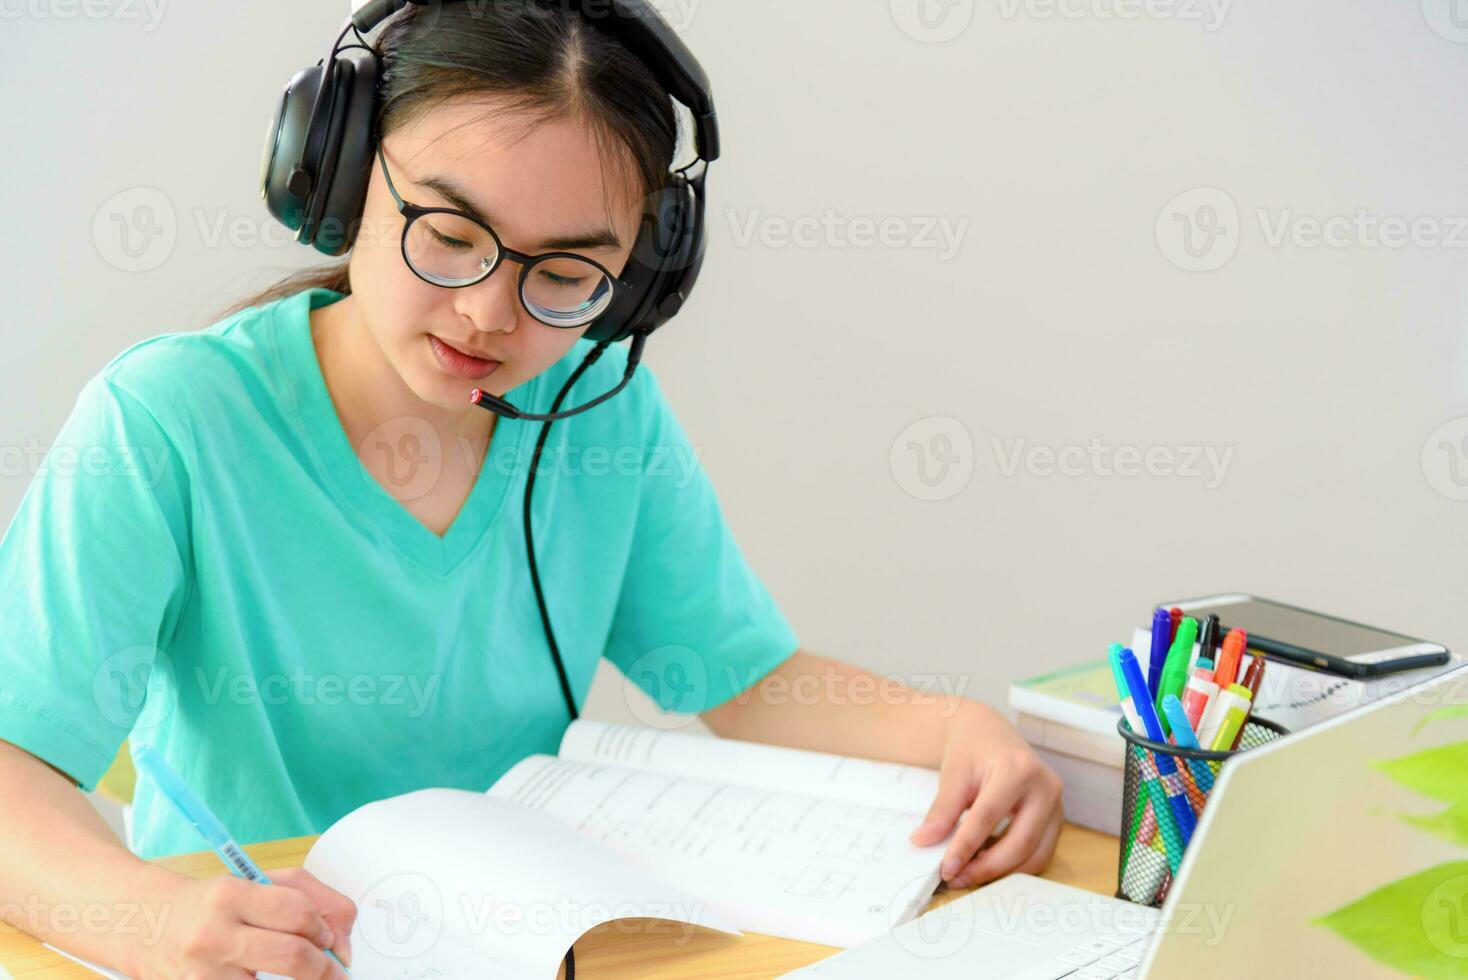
[{"left": 215, "top": 0, "right": 679, "bottom": 322}]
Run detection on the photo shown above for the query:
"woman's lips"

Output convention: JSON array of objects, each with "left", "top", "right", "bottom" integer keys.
[{"left": 429, "top": 334, "right": 500, "bottom": 380}]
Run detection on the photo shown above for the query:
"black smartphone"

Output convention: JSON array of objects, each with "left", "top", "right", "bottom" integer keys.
[{"left": 1161, "top": 594, "right": 1450, "bottom": 679}]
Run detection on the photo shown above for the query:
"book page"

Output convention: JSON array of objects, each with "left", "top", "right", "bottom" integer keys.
[
  {"left": 557, "top": 720, "right": 942, "bottom": 817},
  {"left": 487, "top": 755, "right": 945, "bottom": 948},
  {"left": 303, "top": 788, "right": 740, "bottom": 978}
]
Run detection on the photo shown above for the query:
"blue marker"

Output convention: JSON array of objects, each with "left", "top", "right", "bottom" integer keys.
[
  {"left": 1161, "top": 694, "right": 1216, "bottom": 794},
  {"left": 1118, "top": 650, "right": 1198, "bottom": 848},
  {"left": 1146, "top": 608, "right": 1172, "bottom": 706},
  {"left": 133, "top": 745, "right": 351, "bottom": 976}
]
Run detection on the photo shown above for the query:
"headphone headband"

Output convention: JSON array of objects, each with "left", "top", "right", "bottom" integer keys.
[{"left": 349, "top": 0, "right": 719, "bottom": 162}]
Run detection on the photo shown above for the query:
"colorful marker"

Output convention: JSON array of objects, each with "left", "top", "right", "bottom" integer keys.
[
  {"left": 1146, "top": 608, "right": 1172, "bottom": 705},
  {"left": 1161, "top": 694, "right": 1216, "bottom": 794},
  {"left": 1109, "top": 643, "right": 1145, "bottom": 735},
  {"left": 1157, "top": 616, "right": 1199, "bottom": 733},
  {"left": 1197, "top": 682, "right": 1253, "bottom": 750},
  {"left": 1241, "top": 653, "right": 1267, "bottom": 703},
  {"left": 1120, "top": 649, "right": 1198, "bottom": 849},
  {"left": 1193, "top": 614, "right": 1221, "bottom": 674},
  {"left": 1210, "top": 701, "right": 1250, "bottom": 753},
  {"left": 1182, "top": 657, "right": 1219, "bottom": 731},
  {"left": 1213, "top": 628, "right": 1247, "bottom": 689}
]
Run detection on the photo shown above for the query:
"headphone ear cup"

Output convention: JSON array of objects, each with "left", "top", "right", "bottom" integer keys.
[
  {"left": 311, "top": 51, "right": 380, "bottom": 257},
  {"left": 260, "top": 62, "right": 326, "bottom": 242},
  {"left": 583, "top": 179, "right": 701, "bottom": 343}
]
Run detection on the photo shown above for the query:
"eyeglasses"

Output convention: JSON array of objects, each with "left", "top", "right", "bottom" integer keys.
[{"left": 375, "top": 142, "right": 624, "bottom": 329}]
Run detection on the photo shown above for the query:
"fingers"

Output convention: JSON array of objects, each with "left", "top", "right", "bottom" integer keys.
[
  {"left": 233, "top": 923, "right": 351, "bottom": 980},
  {"left": 909, "top": 764, "right": 976, "bottom": 847},
  {"left": 233, "top": 878, "right": 335, "bottom": 948},
  {"left": 951, "top": 783, "right": 1062, "bottom": 887},
  {"left": 939, "top": 765, "right": 1027, "bottom": 882},
  {"left": 272, "top": 867, "right": 358, "bottom": 966},
  {"left": 1016, "top": 807, "right": 1064, "bottom": 876}
]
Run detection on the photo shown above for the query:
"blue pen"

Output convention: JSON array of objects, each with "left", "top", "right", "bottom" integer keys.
[
  {"left": 1161, "top": 694, "right": 1216, "bottom": 794},
  {"left": 133, "top": 745, "right": 351, "bottom": 976},
  {"left": 1118, "top": 650, "right": 1198, "bottom": 848},
  {"left": 1146, "top": 608, "right": 1171, "bottom": 705}
]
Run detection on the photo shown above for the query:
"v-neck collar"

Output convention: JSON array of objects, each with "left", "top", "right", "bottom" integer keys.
[{"left": 279, "top": 288, "right": 538, "bottom": 576}]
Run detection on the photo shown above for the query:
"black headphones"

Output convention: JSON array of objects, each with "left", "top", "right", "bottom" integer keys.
[{"left": 259, "top": 0, "right": 719, "bottom": 345}]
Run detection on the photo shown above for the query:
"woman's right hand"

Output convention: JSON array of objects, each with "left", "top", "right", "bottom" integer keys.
[{"left": 134, "top": 867, "right": 355, "bottom": 979}]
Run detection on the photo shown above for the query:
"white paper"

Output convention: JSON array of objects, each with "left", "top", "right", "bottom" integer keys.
[
  {"left": 558, "top": 721, "right": 943, "bottom": 816},
  {"left": 304, "top": 788, "right": 739, "bottom": 978},
  {"left": 488, "top": 754, "right": 945, "bottom": 948}
]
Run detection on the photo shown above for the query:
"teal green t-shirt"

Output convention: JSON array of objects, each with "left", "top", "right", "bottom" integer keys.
[{"left": 0, "top": 287, "right": 798, "bottom": 858}]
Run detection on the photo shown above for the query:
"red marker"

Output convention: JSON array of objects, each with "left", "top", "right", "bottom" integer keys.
[
  {"left": 1240, "top": 654, "right": 1266, "bottom": 702},
  {"left": 1168, "top": 607, "right": 1184, "bottom": 646},
  {"left": 1213, "top": 628, "right": 1247, "bottom": 689},
  {"left": 1183, "top": 660, "right": 1220, "bottom": 730}
]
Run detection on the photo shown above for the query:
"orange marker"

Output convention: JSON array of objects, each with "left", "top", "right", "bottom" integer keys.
[{"left": 1213, "top": 628, "right": 1247, "bottom": 688}]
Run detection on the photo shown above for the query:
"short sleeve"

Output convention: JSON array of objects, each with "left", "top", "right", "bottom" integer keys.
[
  {"left": 602, "top": 369, "right": 798, "bottom": 714},
  {"left": 0, "top": 374, "right": 193, "bottom": 791}
]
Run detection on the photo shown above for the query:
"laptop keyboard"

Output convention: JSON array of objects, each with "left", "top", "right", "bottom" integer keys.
[{"left": 1054, "top": 931, "right": 1151, "bottom": 979}]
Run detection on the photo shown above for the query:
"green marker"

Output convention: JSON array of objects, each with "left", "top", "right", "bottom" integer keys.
[{"left": 1156, "top": 616, "right": 1198, "bottom": 734}]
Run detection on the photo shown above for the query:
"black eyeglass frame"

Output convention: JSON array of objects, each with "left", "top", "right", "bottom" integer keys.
[{"left": 374, "top": 141, "right": 630, "bottom": 329}]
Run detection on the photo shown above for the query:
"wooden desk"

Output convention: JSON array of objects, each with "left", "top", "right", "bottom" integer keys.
[{"left": 0, "top": 825, "right": 1120, "bottom": 978}]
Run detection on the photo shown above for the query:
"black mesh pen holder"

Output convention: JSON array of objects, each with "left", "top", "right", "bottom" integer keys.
[{"left": 1114, "top": 715, "right": 1288, "bottom": 907}]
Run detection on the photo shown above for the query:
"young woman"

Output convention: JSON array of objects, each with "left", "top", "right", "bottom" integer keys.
[{"left": 0, "top": 3, "right": 1062, "bottom": 976}]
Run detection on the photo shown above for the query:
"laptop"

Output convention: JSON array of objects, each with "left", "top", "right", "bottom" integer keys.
[{"left": 782, "top": 664, "right": 1468, "bottom": 979}]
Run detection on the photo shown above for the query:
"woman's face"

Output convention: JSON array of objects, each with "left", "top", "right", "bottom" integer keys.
[{"left": 347, "top": 98, "right": 644, "bottom": 411}]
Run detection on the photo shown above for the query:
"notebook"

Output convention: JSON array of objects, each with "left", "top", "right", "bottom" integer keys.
[{"left": 297, "top": 721, "right": 947, "bottom": 977}]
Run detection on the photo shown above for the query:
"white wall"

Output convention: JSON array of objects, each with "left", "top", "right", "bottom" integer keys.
[{"left": 4, "top": 0, "right": 1467, "bottom": 732}]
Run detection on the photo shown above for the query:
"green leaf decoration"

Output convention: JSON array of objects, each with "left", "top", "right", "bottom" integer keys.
[
  {"left": 1416, "top": 707, "right": 1468, "bottom": 735},
  {"left": 1315, "top": 860, "right": 1468, "bottom": 979},
  {"left": 1375, "top": 742, "right": 1468, "bottom": 806},
  {"left": 1403, "top": 805, "right": 1468, "bottom": 850}
]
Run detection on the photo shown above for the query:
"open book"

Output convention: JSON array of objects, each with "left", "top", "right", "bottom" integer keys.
[{"left": 303, "top": 721, "right": 948, "bottom": 978}]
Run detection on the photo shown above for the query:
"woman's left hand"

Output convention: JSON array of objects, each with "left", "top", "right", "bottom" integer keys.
[{"left": 908, "top": 701, "right": 1065, "bottom": 889}]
